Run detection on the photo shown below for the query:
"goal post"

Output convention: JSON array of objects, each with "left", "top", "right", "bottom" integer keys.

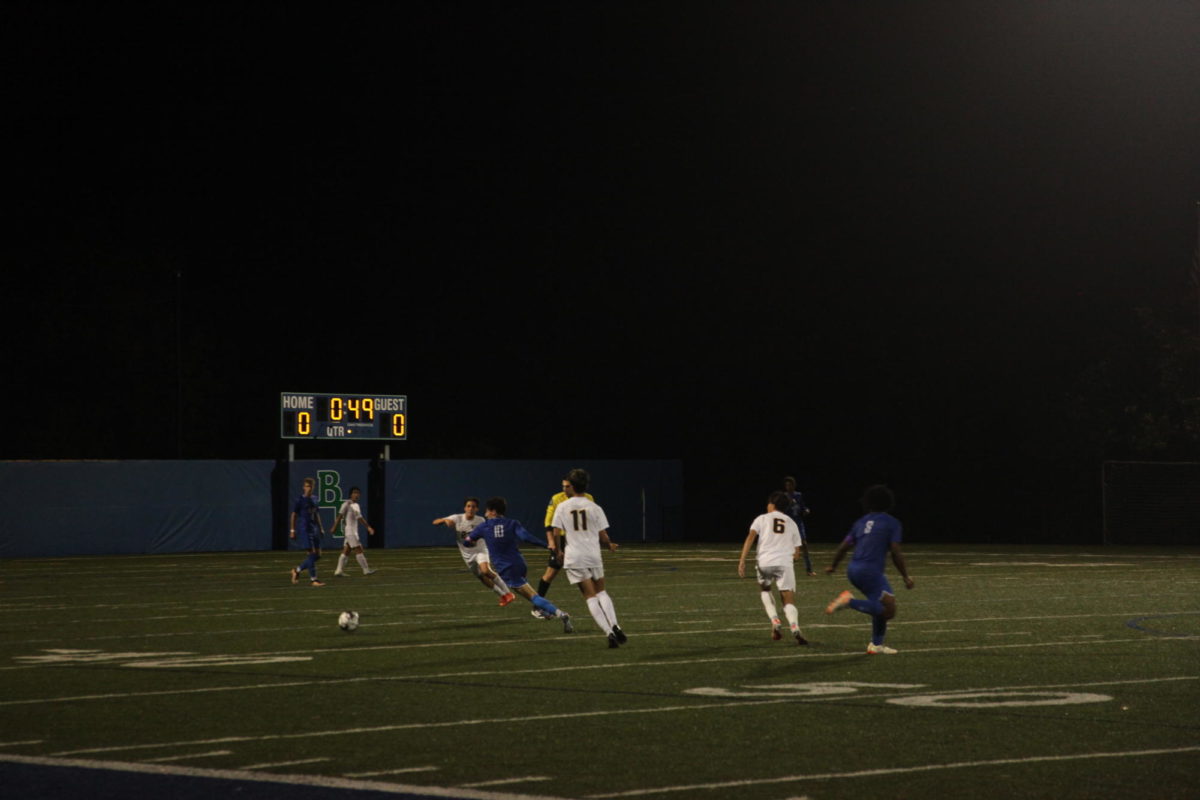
[{"left": 1101, "top": 461, "right": 1200, "bottom": 545}]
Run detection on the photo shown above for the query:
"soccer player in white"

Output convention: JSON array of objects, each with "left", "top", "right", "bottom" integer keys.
[
  {"left": 553, "top": 469, "right": 626, "bottom": 648},
  {"left": 433, "top": 497, "right": 515, "bottom": 606},
  {"left": 738, "top": 490, "right": 809, "bottom": 645},
  {"left": 332, "top": 487, "right": 376, "bottom": 576}
]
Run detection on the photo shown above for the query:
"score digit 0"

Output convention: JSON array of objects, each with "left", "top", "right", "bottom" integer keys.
[{"left": 392, "top": 413, "right": 406, "bottom": 437}]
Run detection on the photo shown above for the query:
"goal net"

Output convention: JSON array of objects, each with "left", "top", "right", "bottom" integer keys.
[{"left": 1102, "top": 461, "right": 1200, "bottom": 545}]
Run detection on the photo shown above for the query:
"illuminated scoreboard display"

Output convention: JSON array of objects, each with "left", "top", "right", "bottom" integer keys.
[{"left": 280, "top": 392, "right": 407, "bottom": 440}]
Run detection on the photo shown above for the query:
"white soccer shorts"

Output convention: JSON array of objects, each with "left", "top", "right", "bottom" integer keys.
[
  {"left": 565, "top": 565, "right": 605, "bottom": 585},
  {"left": 756, "top": 563, "right": 797, "bottom": 592}
]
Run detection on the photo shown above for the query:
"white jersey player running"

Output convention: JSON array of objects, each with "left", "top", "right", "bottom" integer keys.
[
  {"left": 738, "top": 490, "right": 809, "bottom": 645},
  {"left": 433, "top": 497, "right": 515, "bottom": 606},
  {"left": 552, "top": 468, "right": 626, "bottom": 648}
]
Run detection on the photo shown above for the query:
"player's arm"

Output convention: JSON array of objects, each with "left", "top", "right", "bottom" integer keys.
[
  {"left": 824, "top": 538, "right": 852, "bottom": 574},
  {"left": 737, "top": 528, "right": 758, "bottom": 578},
  {"left": 890, "top": 542, "right": 915, "bottom": 588},
  {"left": 599, "top": 528, "right": 618, "bottom": 553},
  {"left": 514, "top": 522, "right": 550, "bottom": 550},
  {"left": 289, "top": 510, "right": 298, "bottom": 539}
]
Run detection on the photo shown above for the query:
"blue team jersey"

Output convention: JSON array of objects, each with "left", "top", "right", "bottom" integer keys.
[
  {"left": 843, "top": 512, "right": 902, "bottom": 572},
  {"left": 293, "top": 495, "right": 321, "bottom": 535},
  {"left": 463, "top": 517, "right": 548, "bottom": 573},
  {"left": 784, "top": 490, "right": 808, "bottom": 532}
]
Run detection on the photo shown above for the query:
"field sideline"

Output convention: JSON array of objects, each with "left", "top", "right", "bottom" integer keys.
[{"left": 1, "top": 542, "right": 1198, "bottom": 800}]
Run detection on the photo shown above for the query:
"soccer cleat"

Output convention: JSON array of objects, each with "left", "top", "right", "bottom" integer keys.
[
  {"left": 311, "top": 580, "right": 325, "bottom": 587},
  {"left": 866, "top": 643, "right": 897, "bottom": 655},
  {"left": 612, "top": 625, "right": 627, "bottom": 645},
  {"left": 498, "top": 592, "right": 516, "bottom": 607},
  {"left": 363, "top": 569, "right": 376, "bottom": 576},
  {"left": 531, "top": 608, "right": 550, "bottom": 620},
  {"left": 771, "top": 620, "right": 782, "bottom": 641},
  {"left": 333, "top": 570, "right": 346, "bottom": 577},
  {"left": 793, "top": 629, "right": 809, "bottom": 646},
  {"left": 607, "top": 632, "right": 620, "bottom": 648},
  {"left": 562, "top": 613, "right": 574, "bottom": 634},
  {"left": 291, "top": 568, "right": 299, "bottom": 585},
  {"left": 825, "top": 590, "right": 853, "bottom": 615}
]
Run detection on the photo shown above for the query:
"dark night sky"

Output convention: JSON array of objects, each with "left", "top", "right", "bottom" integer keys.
[{"left": 5, "top": 2, "right": 1199, "bottom": 541}]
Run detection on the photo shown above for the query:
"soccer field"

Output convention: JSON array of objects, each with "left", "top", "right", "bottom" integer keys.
[{"left": 2, "top": 543, "right": 1198, "bottom": 800}]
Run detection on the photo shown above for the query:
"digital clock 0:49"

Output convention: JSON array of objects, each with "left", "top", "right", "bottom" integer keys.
[{"left": 280, "top": 392, "right": 407, "bottom": 440}]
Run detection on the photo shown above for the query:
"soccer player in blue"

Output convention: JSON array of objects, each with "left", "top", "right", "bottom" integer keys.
[
  {"left": 290, "top": 476, "right": 327, "bottom": 587},
  {"left": 782, "top": 476, "right": 816, "bottom": 577},
  {"left": 823, "top": 485, "right": 915, "bottom": 654},
  {"left": 462, "top": 497, "right": 574, "bottom": 633}
]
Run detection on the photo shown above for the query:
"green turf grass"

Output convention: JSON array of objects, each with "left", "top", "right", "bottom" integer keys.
[{"left": 1, "top": 543, "right": 1198, "bottom": 799}]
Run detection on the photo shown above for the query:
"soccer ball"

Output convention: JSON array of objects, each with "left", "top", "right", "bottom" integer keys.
[{"left": 337, "top": 611, "right": 360, "bottom": 632}]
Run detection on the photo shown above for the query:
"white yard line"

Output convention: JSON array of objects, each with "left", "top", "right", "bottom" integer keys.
[
  {"left": 142, "top": 750, "right": 232, "bottom": 763},
  {"left": 584, "top": 746, "right": 1200, "bottom": 797},
  {"left": 345, "top": 765, "right": 440, "bottom": 777},
  {"left": 239, "top": 757, "right": 330, "bottom": 769},
  {"left": 0, "top": 753, "right": 573, "bottom": 800},
  {"left": 461, "top": 776, "right": 552, "bottom": 788}
]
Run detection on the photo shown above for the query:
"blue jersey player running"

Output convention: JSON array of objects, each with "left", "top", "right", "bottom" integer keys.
[
  {"left": 463, "top": 497, "right": 574, "bottom": 634},
  {"left": 823, "top": 485, "right": 915, "bottom": 654}
]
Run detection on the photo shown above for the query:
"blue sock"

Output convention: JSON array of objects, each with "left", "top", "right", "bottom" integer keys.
[
  {"left": 531, "top": 595, "right": 559, "bottom": 616},
  {"left": 872, "top": 615, "right": 888, "bottom": 645},
  {"left": 300, "top": 553, "right": 316, "bottom": 576}
]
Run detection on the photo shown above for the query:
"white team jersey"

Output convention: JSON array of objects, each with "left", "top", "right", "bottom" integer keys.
[
  {"left": 339, "top": 501, "right": 364, "bottom": 534},
  {"left": 448, "top": 513, "right": 486, "bottom": 555},
  {"left": 553, "top": 496, "right": 610, "bottom": 570},
  {"left": 750, "top": 511, "right": 801, "bottom": 567}
]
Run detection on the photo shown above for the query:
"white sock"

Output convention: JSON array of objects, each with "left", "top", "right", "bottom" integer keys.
[
  {"left": 355, "top": 553, "right": 370, "bottom": 572},
  {"left": 490, "top": 573, "right": 511, "bottom": 595},
  {"left": 597, "top": 591, "right": 620, "bottom": 629},
  {"left": 761, "top": 591, "right": 779, "bottom": 622},
  {"left": 336, "top": 554, "right": 348, "bottom": 573},
  {"left": 586, "top": 596, "right": 613, "bottom": 633},
  {"left": 784, "top": 603, "right": 800, "bottom": 630}
]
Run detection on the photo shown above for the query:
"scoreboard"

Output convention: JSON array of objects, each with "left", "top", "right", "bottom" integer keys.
[{"left": 280, "top": 392, "right": 407, "bottom": 440}]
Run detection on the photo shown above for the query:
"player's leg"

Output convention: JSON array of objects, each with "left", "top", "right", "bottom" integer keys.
[
  {"left": 846, "top": 566, "right": 885, "bottom": 616},
  {"left": 308, "top": 545, "right": 324, "bottom": 585},
  {"left": 756, "top": 567, "right": 783, "bottom": 638},
  {"left": 537, "top": 561, "right": 559, "bottom": 597},
  {"left": 353, "top": 545, "right": 374, "bottom": 575},
  {"left": 595, "top": 575, "right": 626, "bottom": 644},
  {"left": 575, "top": 572, "right": 617, "bottom": 645},
  {"left": 335, "top": 544, "right": 349, "bottom": 576},
  {"left": 515, "top": 579, "right": 571, "bottom": 630},
  {"left": 800, "top": 528, "right": 815, "bottom": 576},
  {"left": 479, "top": 557, "right": 514, "bottom": 605}
]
